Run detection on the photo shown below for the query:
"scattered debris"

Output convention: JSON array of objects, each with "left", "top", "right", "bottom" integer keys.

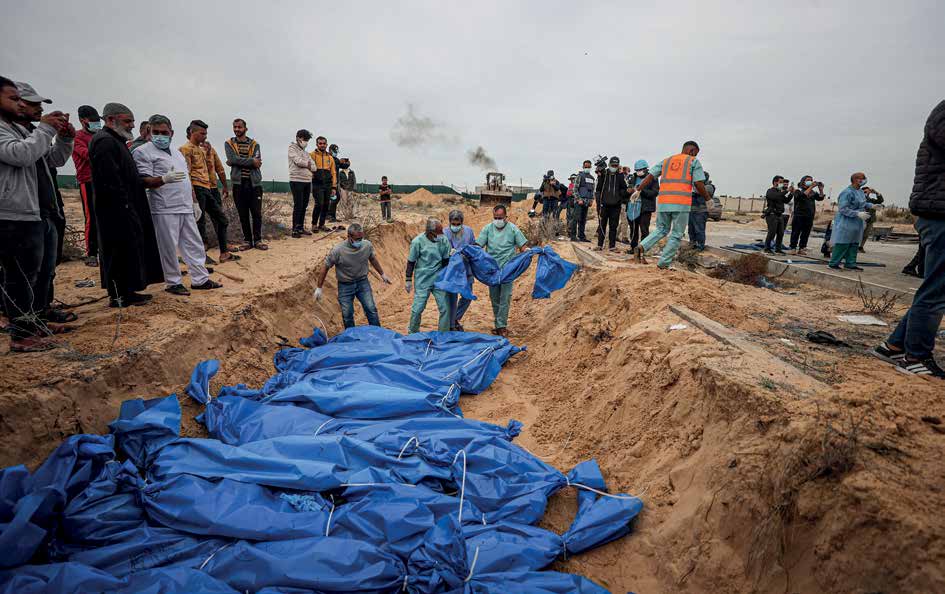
[
  {"left": 75, "top": 279, "right": 95, "bottom": 288},
  {"left": 838, "top": 314, "right": 888, "bottom": 326},
  {"left": 806, "top": 331, "right": 850, "bottom": 347},
  {"left": 668, "top": 323, "right": 689, "bottom": 331}
]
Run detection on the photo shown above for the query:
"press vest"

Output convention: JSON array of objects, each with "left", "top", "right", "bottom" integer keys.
[{"left": 656, "top": 153, "right": 694, "bottom": 206}]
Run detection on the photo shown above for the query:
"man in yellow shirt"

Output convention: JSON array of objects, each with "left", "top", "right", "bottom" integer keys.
[
  {"left": 309, "top": 135, "right": 337, "bottom": 232},
  {"left": 179, "top": 120, "right": 235, "bottom": 263}
]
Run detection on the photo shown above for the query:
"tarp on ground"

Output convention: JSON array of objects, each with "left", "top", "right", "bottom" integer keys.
[
  {"left": 435, "top": 245, "right": 579, "bottom": 301},
  {"left": 0, "top": 325, "right": 641, "bottom": 593}
]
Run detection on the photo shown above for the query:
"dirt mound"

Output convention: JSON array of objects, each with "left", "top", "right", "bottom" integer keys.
[{"left": 398, "top": 188, "right": 447, "bottom": 206}]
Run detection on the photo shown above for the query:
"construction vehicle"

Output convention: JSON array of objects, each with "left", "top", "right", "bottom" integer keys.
[{"left": 478, "top": 172, "right": 513, "bottom": 207}]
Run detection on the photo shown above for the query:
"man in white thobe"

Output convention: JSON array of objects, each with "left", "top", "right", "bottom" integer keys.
[{"left": 133, "top": 114, "right": 221, "bottom": 295}]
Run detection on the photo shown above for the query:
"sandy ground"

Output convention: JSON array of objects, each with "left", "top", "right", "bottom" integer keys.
[{"left": 1, "top": 192, "right": 943, "bottom": 593}]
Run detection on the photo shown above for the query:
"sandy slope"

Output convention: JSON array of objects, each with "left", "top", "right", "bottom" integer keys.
[{"left": 1, "top": 193, "right": 943, "bottom": 593}]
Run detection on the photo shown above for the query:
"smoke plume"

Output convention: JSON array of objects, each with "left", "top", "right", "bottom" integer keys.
[
  {"left": 390, "top": 103, "right": 457, "bottom": 148},
  {"left": 467, "top": 145, "right": 496, "bottom": 170}
]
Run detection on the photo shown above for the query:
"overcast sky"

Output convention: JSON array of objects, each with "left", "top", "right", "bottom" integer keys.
[{"left": 3, "top": 0, "right": 943, "bottom": 204}]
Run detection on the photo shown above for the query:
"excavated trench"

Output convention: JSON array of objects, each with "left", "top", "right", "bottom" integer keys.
[{"left": 2, "top": 207, "right": 943, "bottom": 593}]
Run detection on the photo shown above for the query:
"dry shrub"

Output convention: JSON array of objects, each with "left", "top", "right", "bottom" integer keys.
[
  {"left": 876, "top": 206, "right": 915, "bottom": 224},
  {"left": 61, "top": 224, "right": 87, "bottom": 262},
  {"left": 335, "top": 192, "right": 381, "bottom": 240},
  {"left": 856, "top": 278, "right": 899, "bottom": 315},
  {"left": 204, "top": 194, "right": 291, "bottom": 249},
  {"left": 675, "top": 244, "right": 701, "bottom": 270},
  {"left": 747, "top": 411, "right": 861, "bottom": 585},
  {"left": 708, "top": 253, "right": 769, "bottom": 286},
  {"left": 523, "top": 216, "right": 564, "bottom": 246}
]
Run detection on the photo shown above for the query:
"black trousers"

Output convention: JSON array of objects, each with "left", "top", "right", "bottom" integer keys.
[
  {"left": 905, "top": 243, "right": 926, "bottom": 276},
  {"left": 195, "top": 186, "right": 229, "bottom": 252},
  {"left": 568, "top": 204, "right": 588, "bottom": 239},
  {"left": 0, "top": 219, "right": 44, "bottom": 340},
  {"left": 311, "top": 183, "right": 331, "bottom": 228},
  {"left": 764, "top": 213, "right": 785, "bottom": 250},
  {"left": 597, "top": 204, "right": 622, "bottom": 248},
  {"left": 630, "top": 210, "right": 652, "bottom": 248},
  {"left": 290, "top": 181, "right": 311, "bottom": 232},
  {"left": 380, "top": 201, "right": 392, "bottom": 220},
  {"left": 542, "top": 198, "right": 558, "bottom": 218},
  {"left": 789, "top": 215, "right": 814, "bottom": 249},
  {"left": 234, "top": 180, "right": 262, "bottom": 244}
]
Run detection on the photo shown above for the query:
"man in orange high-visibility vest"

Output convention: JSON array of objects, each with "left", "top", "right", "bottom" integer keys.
[{"left": 633, "top": 140, "right": 711, "bottom": 269}]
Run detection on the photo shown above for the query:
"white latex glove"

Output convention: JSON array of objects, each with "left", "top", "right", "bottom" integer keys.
[
  {"left": 192, "top": 201, "right": 203, "bottom": 221},
  {"left": 856, "top": 211, "right": 871, "bottom": 221},
  {"left": 630, "top": 190, "right": 641, "bottom": 202},
  {"left": 381, "top": 274, "right": 392, "bottom": 285},
  {"left": 313, "top": 287, "right": 323, "bottom": 301},
  {"left": 449, "top": 248, "right": 457, "bottom": 257},
  {"left": 405, "top": 280, "right": 413, "bottom": 293},
  {"left": 162, "top": 169, "right": 186, "bottom": 184}
]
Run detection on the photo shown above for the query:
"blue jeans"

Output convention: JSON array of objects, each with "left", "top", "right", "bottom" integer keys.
[
  {"left": 687, "top": 210, "right": 708, "bottom": 249},
  {"left": 640, "top": 210, "right": 690, "bottom": 268},
  {"left": 887, "top": 217, "right": 944, "bottom": 359},
  {"left": 337, "top": 277, "right": 380, "bottom": 329}
]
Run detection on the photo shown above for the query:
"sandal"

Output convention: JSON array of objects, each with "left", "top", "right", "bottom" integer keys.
[{"left": 44, "top": 308, "right": 78, "bottom": 323}]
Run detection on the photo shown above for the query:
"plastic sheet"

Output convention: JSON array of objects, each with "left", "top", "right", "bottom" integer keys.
[
  {"left": 0, "top": 325, "right": 641, "bottom": 593},
  {"left": 435, "top": 245, "right": 578, "bottom": 301}
]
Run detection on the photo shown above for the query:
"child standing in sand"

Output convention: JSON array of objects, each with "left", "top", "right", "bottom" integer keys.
[{"left": 379, "top": 176, "right": 393, "bottom": 222}]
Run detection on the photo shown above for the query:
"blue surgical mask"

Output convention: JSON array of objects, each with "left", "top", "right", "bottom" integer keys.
[
  {"left": 494, "top": 219, "right": 507, "bottom": 229},
  {"left": 87, "top": 121, "right": 103, "bottom": 132},
  {"left": 350, "top": 240, "right": 363, "bottom": 249},
  {"left": 804, "top": 180, "right": 812, "bottom": 187},
  {"left": 151, "top": 134, "right": 171, "bottom": 150},
  {"left": 450, "top": 224, "right": 462, "bottom": 233},
  {"left": 859, "top": 178, "right": 867, "bottom": 187},
  {"left": 583, "top": 167, "right": 591, "bottom": 174}
]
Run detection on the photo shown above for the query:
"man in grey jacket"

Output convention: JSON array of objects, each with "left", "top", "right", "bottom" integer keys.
[
  {"left": 0, "top": 76, "right": 73, "bottom": 352},
  {"left": 224, "top": 118, "right": 265, "bottom": 249}
]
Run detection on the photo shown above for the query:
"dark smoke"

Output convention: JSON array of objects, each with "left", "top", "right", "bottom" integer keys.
[
  {"left": 467, "top": 146, "right": 496, "bottom": 170},
  {"left": 390, "top": 103, "right": 457, "bottom": 148}
]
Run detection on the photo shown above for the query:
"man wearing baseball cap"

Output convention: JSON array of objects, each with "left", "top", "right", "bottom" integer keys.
[
  {"left": 594, "top": 156, "right": 631, "bottom": 251},
  {"left": 72, "top": 105, "right": 102, "bottom": 266}
]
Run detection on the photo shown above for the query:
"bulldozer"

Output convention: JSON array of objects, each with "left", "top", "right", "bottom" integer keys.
[{"left": 478, "top": 172, "right": 513, "bottom": 207}]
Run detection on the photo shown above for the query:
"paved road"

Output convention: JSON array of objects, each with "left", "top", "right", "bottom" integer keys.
[{"left": 704, "top": 220, "right": 923, "bottom": 294}]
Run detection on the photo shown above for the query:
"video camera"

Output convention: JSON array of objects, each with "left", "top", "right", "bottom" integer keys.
[{"left": 593, "top": 155, "right": 608, "bottom": 170}]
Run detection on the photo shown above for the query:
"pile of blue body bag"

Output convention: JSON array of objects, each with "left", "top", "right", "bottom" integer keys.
[{"left": 0, "top": 324, "right": 641, "bottom": 592}]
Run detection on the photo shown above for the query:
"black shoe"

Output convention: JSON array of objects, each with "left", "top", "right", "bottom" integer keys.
[
  {"left": 902, "top": 267, "right": 920, "bottom": 278},
  {"left": 775, "top": 249, "right": 786, "bottom": 254},
  {"left": 763, "top": 248, "right": 774, "bottom": 254},
  {"left": 828, "top": 264, "right": 843, "bottom": 270},
  {"left": 192, "top": 279, "right": 223, "bottom": 290},
  {"left": 205, "top": 255, "right": 218, "bottom": 265},
  {"left": 844, "top": 265, "right": 864, "bottom": 271},
  {"left": 569, "top": 237, "right": 577, "bottom": 242},
  {"left": 165, "top": 284, "right": 191, "bottom": 296},
  {"left": 292, "top": 231, "right": 302, "bottom": 238},
  {"left": 579, "top": 237, "right": 590, "bottom": 243},
  {"left": 858, "top": 247, "right": 866, "bottom": 253},
  {"left": 126, "top": 292, "right": 153, "bottom": 305},
  {"left": 84, "top": 255, "right": 98, "bottom": 267},
  {"left": 300, "top": 228, "right": 312, "bottom": 236},
  {"left": 898, "top": 357, "right": 945, "bottom": 379},
  {"left": 872, "top": 342, "right": 906, "bottom": 363}
]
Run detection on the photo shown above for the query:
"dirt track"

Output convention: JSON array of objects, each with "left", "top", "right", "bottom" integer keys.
[{"left": 1, "top": 193, "right": 943, "bottom": 593}]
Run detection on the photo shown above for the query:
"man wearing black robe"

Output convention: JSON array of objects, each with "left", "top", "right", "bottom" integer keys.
[{"left": 88, "top": 103, "right": 163, "bottom": 307}]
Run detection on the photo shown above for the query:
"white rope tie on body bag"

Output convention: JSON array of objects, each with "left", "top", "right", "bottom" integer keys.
[
  {"left": 325, "top": 494, "right": 336, "bottom": 536},
  {"left": 451, "top": 449, "right": 481, "bottom": 583},
  {"left": 397, "top": 436, "right": 420, "bottom": 460},
  {"left": 564, "top": 476, "right": 644, "bottom": 500},
  {"left": 198, "top": 541, "right": 233, "bottom": 570},
  {"left": 313, "top": 419, "right": 334, "bottom": 436}
]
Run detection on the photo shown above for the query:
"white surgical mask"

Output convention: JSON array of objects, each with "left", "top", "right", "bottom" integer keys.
[
  {"left": 607, "top": 166, "right": 617, "bottom": 173},
  {"left": 494, "top": 219, "right": 507, "bottom": 229},
  {"left": 298, "top": 139, "right": 309, "bottom": 149}
]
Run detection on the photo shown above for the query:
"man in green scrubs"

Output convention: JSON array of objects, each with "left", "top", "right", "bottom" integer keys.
[
  {"left": 476, "top": 204, "right": 528, "bottom": 337},
  {"left": 405, "top": 217, "right": 452, "bottom": 333}
]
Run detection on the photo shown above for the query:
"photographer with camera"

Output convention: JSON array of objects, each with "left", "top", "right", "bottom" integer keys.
[
  {"left": 594, "top": 156, "right": 630, "bottom": 251},
  {"left": 788, "top": 175, "right": 825, "bottom": 255},
  {"left": 536, "top": 170, "right": 561, "bottom": 219},
  {"left": 569, "top": 160, "right": 595, "bottom": 241},
  {"left": 763, "top": 175, "right": 792, "bottom": 254}
]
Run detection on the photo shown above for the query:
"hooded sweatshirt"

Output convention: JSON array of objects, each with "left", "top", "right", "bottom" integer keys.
[
  {"left": 0, "top": 118, "right": 73, "bottom": 221},
  {"left": 594, "top": 169, "right": 629, "bottom": 207}
]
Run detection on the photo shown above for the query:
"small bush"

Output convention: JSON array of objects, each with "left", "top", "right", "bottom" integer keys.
[
  {"left": 856, "top": 278, "right": 899, "bottom": 315},
  {"left": 876, "top": 206, "right": 915, "bottom": 224},
  {"left": 708, "top": 253, "right": 769, "bottom": 286}
]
